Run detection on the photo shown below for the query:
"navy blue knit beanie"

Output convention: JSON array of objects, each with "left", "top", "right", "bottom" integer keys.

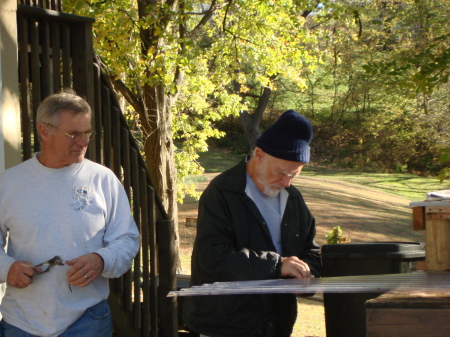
[{"left": 255, "top": 110, "right": 312, "bottom": 163}]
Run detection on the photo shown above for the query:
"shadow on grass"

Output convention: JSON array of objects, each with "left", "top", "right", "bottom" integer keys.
[
  {"left": 301, "top": 185, "right": 409, "bottom": 219},
  {"left": 295, "top": 178, "right": 423, "bottom": 244}
]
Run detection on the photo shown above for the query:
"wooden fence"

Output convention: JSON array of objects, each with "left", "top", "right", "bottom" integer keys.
[
  {"left": 18, "top": 0, "right": 62, "bottom": 11},
  {"left": 16, "top": 3, "right": 179, "bottom": 336}
]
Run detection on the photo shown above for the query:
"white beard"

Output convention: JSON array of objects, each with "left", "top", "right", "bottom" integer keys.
[{"left": 257, "top": 158, "right": 283, "bottom": 197}]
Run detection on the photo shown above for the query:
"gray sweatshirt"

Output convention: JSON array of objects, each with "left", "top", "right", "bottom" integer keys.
[{"left": 0, "top": 154, "right": 140, "bottom": 336}]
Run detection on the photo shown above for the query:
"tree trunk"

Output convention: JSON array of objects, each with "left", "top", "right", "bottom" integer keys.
[
  {"left": 142, "top": 84, "right": 180, "bottom": 272},
  {"left": 239, "top": 86, "right": 272, "bottom": 153}
]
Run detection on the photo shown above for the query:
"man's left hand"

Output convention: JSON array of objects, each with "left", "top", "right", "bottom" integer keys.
[{"left": 66, "top": 253, "right": 104, "bottom": 287}]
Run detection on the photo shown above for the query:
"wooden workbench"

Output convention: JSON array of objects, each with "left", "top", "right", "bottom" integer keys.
[{"left": 366, "top": 290, "right": 450, "bottom": 336}]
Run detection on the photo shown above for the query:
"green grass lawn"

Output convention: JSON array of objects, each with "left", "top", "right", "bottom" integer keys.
[{"left": 198, "top": 148, "right": 243, "bottom": 173}]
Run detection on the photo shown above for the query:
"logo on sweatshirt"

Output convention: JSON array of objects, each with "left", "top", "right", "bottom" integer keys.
[{"left": 71, "top": 187, "right": 94, "bottom": 211}]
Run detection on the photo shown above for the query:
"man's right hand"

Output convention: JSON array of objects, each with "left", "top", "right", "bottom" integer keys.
[
  {"left": 281, "top": 256, "right": 311, "bottom": 279},
  {"left": 7, "top": 261, "right": 37, "bottom": 288}
]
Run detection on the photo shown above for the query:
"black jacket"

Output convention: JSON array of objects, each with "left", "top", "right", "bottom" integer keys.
[{"left": 183, "top": 158, "right": 322, "bottom": 337}]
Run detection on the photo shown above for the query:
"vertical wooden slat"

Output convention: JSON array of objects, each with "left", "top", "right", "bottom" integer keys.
[
  {"left": 157, "top": 219, "right": 178, "bottom": 337},
  {"left": 111, "top": 105, "right": 122, "bottom": 178},
  {"left": 101, "top": 84, "right": 112, "bottom": 169},
  {"left": 147, "top": 185, "right": 158, "bottom": 337},
  {"left": 40, "top": 19, "right": 52, "bottom": 98},
  {"left": 116, "top": 126, "right": 131, "bottom": 298},
  {"left": 130, "top": 145, "right": 142, "bottom": 328},
  {"left": 92, "top": 63, "right": 102, "bottom": 164},
  {"left": 71, "top": 21, "right": 94, "bottom": 105},
  {"left": 121, "top": 127, "right": 132, "bottom": 206},
  {"left": 61, "top": 23, "right": 71, "bottom": 88},
  {"left": 71, "top": 20, "right": 96, "bottom": 160},
  {"left": 118, "top": 146, "right": 133, "bottom": 311},
  {"left": 30, "top": 17, "right": 41, "bottom": 153},
  {"left": 18, "top": 14, "right": 32, "bottom": 160},
  {"left": 51, "top": 21, "right": 61, "bottom": 93},
  {"left": 139, "top": 169, "right": 151, "bottom": 336}
]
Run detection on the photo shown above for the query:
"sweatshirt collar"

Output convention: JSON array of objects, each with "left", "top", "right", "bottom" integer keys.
[{"left": 32, "top": 153, "right": 83, "bottom": 176}]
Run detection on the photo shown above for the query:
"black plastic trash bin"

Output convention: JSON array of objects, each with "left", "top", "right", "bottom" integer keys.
[{"left": 321, "top": 242, "right": 425, "bottom": 337}]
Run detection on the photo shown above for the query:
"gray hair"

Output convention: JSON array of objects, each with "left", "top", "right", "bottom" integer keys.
[
  {"left": 36, "top": 89, "right": 92, "bottom": 144},
  {"left": 36, "top": 89, "right": 92, "bottom": 127}
]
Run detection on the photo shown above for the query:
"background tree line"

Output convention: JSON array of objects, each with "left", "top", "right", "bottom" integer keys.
[
  {"left": 64, "top": 0, "right": 450, "bottom": 265},
  {"left": 215, "top": 0, "right": 450, "bottom": 176}
]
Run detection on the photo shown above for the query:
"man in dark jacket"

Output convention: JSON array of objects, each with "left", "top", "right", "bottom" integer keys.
[{"left": 183, "top": 110, "right": 322, "bottom": 337}]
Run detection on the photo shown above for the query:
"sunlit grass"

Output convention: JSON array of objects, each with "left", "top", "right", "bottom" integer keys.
[{"left": 302, "top": 164, "right": 448, "bottom": 201}]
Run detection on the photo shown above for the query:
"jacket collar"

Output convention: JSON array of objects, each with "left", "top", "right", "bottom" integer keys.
[{"left": 214, "top": 156, "right": 249, "bottom": 194}]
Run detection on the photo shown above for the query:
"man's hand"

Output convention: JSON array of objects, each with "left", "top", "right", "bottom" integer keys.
[
  {"left": 281, "top": 256, "right": 311, "bottom": 279},
  {"left": 66, "top": 253, "right": 104, "bottom": 287},
  {"left": 7, "top": 261, "right": 37, "bottom": 288}
]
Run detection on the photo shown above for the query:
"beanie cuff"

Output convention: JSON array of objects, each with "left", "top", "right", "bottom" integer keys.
[{"left": 256, "top": 142, "right": 310, "bottom": 163}]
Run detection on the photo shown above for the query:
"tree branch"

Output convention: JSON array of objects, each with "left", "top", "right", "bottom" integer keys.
[
  {"left": 108, "top": 75, "right": 150, "bottom": 134},
  {"left": 188, "top": 0, "right": 223, "bottom": 38},
  {"left": 301, "top": 0, "right": 322, "bottom": 18}
]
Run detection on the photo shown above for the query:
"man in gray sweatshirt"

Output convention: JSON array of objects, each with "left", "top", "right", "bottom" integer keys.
[{"left": 0, "top": 90, "right": 140, "bottom": 337}]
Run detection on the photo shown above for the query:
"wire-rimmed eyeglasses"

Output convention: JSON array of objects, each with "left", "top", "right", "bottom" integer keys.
[
  {"left": 63, "top": 130, "right": 96, "bottom": 142},
  {"left": 46, "top": 123, "right": 96, "bottom": 142}
]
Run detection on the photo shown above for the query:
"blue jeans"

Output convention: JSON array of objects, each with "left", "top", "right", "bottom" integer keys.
[{"left": 0, "top": 300, "right": 112, "bottom": 337}]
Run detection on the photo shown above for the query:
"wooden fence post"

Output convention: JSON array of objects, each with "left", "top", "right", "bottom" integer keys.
[{"left": 157, "top": 219, "right": 178, "bottom": 337}]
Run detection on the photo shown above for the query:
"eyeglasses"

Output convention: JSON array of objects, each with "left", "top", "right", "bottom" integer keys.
[
  {"left": 63, "top": 130, "right": 96, "bottom": 142},
  {"left": 46, "top": 123, "right": 96, "bottom": 142}
]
